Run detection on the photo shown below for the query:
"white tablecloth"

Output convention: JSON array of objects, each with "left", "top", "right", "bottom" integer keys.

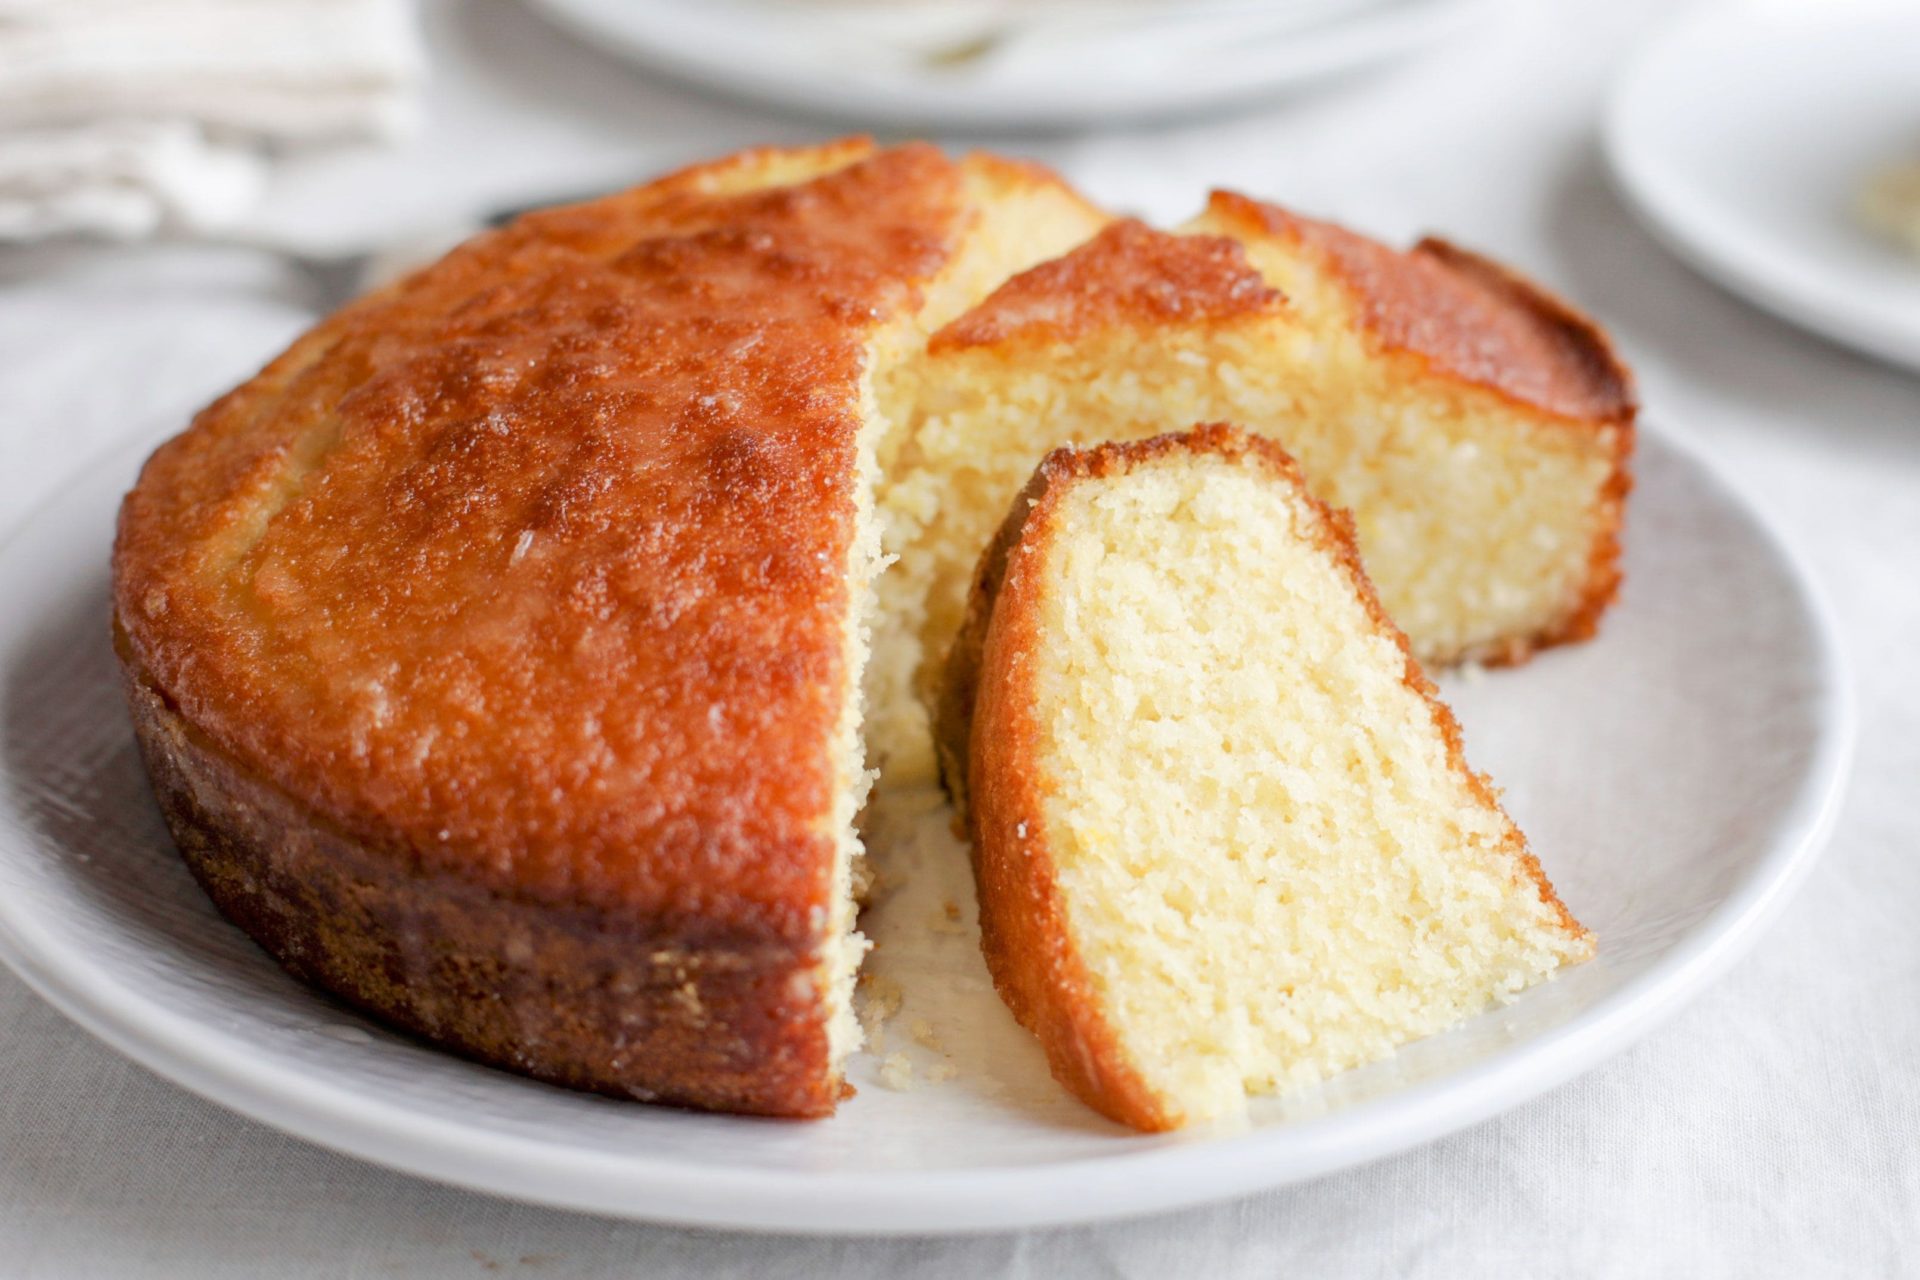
[{"left": 3, "top": 1, "right": 1916, "bottom": 1274}]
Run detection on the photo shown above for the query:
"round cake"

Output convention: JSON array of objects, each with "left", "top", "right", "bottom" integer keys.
[{"left": 115, "top": 139, "right": 1630, "bottom": 1119}]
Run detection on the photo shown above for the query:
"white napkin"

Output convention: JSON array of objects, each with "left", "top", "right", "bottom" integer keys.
[
  {"left": 0, "top": 120, "right": 264, "bottom": 240},
  {"left": 0, "top": 0, "right": 423, "bottom": 241}
]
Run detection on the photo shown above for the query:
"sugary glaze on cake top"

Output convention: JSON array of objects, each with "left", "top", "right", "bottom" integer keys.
[{"left": 114, "top": 141, "right": 971, "bottom": 942}]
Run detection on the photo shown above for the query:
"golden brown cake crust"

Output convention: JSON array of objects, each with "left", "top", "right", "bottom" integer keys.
[
  {"left": 928, "top": 219, "right": 1282, "bottom": 352},
  {"left": 1272, "top": 214, "right": 1639, "bottom": 660},
  {"left": 112, "top": 140, "right": 991, "bottom": 1116},
  {"left": 1203, "top": 192, "right": 1637, "bottom": 426},
  {"left": 1209, "top": 196, "right": 1638, "bottom": 664},
  {"left": 941, "top": 425, "right": 1590, "bottom": 1132}
]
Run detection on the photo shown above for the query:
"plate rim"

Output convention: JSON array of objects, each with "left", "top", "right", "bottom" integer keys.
[
  {"left": 522, "top": 0, "right": 1500, "bottom": 130},
  {"left": 1602, "top": 0, "right": 1920, "bottom": 374},
  {"left": 0, "top": 418, "right": 1856, "bottom": 1235}
]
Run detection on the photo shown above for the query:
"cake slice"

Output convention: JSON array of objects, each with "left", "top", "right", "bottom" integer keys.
[
  {"left": 938, "top": 425, "right": 1593, "bottom": 1132},
  {"left": 871, "top": 205, "right": 1634, "bottom": 781}
]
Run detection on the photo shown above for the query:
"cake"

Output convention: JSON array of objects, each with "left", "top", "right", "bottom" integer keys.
[
  {"left": 113, "top": 139, "right": 1109, "bottom": 1117},
  {"left": 869, "top": 205, "right": 1634, "bottom": 781},
  {"left": 116, "top": 138, "right": 1627, "bottom": 1121},
  {"left": 938, "top": 426, "right": 1594, "bottom": 1132}
]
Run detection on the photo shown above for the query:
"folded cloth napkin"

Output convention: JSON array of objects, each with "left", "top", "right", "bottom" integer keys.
[
  {"left": 0, "top": 120, "right": 263, "bottom": 240},
  {"left": 0, "top": 0, "right": 423, "bottom": 241}
]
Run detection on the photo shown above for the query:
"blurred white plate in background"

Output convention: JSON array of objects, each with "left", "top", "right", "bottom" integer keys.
[
  {"left": 523, "top": 0, "right": 1499, "bottom": 129},
  {"left": 0, "top": 421, "right": 1850, "bottom": 1233},
  {"left": 1606, "top": 0, "right": 1920, "bottom": 374}
]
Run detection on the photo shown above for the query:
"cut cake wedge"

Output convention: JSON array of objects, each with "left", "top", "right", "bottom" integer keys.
[{"left": 939, "top": 425, "right": 1594, "bottom": 1132}]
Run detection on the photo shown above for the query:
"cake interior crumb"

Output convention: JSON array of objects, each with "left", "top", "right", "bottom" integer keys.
[{"left": 1007, "top": 447, "right": 1591, "bottom": 1125}]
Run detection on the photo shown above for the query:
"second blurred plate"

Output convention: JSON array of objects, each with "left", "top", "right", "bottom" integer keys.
[
  {"left": 1606, "top": 0, "right": 1920, "bottom": 374},
  {"left": 526, "top": 0, "right": 1499, "bottom": 129}
]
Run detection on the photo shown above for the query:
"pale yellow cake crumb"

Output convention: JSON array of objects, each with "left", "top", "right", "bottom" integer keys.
[
  {"left": 879, "top": 1053, "right": 915, "bottom": 1091},
  {"left": 928, "top": 904, "right": 969, "bottom": 936},
  {"left": 959, "top": 433, "right": 1593, "bottom": 1130}
]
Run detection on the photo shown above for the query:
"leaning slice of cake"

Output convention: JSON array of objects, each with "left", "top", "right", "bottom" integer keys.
[{"left": 938, "top": 425, "right": 1593, "bottom": 1133}]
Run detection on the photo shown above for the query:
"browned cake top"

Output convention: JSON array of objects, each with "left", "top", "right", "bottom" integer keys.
[
  {"left": 1205, "top": 191, "right": 1635, "bottom": 424},
  {"left": 114, "top": 141, "right": 970, "bottom": 944},
  {"left": 929, "top": 219, "right": 1282, "bottom": 352}
]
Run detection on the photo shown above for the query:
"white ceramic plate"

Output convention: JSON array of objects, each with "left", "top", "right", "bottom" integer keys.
[
  {"left": 523, "top": 0, "right": 1498, "bottom": 130},
  {"left": 0, "top": 421, "right": 1850, "bottom": 1235},
  {"left": 1605, "top": 0, "right": 1920, "bottom": 373}
]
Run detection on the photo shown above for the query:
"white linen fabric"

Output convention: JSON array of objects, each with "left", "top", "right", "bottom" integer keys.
[
  {"left": 0, "top": 0, "right": 422, "bottom": 240},
  {"left": 0, "top": 120, "right": 264, "bottom": 240},
  {"left": 0, "top": 0, "right": 1915, "bottom": 1275}
]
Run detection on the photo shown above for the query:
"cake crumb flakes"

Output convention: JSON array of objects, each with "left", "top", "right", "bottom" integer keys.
[
  {"left": 879, "top": 1053, "right": 914, "bottom": 1090},
  {"left": 856, "top": 972, "right": 904, "bottom": 1051},
  {"left": 929, "top": 899, "right": 969, "bottom": 935}
]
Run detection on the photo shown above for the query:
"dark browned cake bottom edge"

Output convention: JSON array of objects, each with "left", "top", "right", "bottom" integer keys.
[{"left": 119, "top": 636, "right": 844, "bottom": 1120}]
